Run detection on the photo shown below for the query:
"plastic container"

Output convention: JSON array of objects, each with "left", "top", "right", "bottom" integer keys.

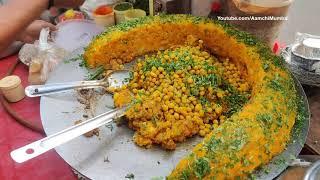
[
  {"left": 55, "top": 10, "right": 86, "bottom": 24},
  {"left": 93, "top": 5, "right": 115, "bottom": 27},
  {"left": 113, "top": 2, "right": 133, "bottom": 24},
  {"left": 0, "top": 75, "right": 25, "bottom": 102},
  {"left": 124, "top": 9, "right": 146, "bottom": 21},
  {"left": 221, "top": 0, "right": 294, "bottom": 46}
]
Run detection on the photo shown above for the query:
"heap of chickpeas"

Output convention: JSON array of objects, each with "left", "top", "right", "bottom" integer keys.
[{"left": 114, "top": 39, "right": 251, "bottom": 150}]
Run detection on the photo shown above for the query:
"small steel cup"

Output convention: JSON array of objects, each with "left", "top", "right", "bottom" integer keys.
[{"left": 291, "top": 34, "right": 320, "bottom": 71}]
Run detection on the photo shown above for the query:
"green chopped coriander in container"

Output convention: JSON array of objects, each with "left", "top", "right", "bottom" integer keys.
[{"left": 113, "top": 2, "right": 133, "bottom": 24}]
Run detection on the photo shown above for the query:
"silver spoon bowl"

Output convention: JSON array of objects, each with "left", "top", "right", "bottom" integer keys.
[{"left": 25, "top": 70, "right": 131, "bottom": 97}]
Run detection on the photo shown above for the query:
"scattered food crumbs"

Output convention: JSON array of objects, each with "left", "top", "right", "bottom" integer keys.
[
  {"left": 74, "top": 120, "right": 100, "bottom": 137},
  {"left": 151, "top": 177, "right": 164, "bottom": 180},
  {"left": 115, "top": 117, "right": 126, "bottom": 126},
  {"left": 106, "top": 124, "right": 114, "bottom": 131},
  {"left": 125, "top": 173, "right": 134, "bottom": 179},
  {"left": 104, "top": 156, "right": 110, "bottom": 163},
  {"left": 157, "top": 161, "right": 160, "bottom": 165},
  {"left": 83, "top": 114, "right": 89, "bottom": 118}
]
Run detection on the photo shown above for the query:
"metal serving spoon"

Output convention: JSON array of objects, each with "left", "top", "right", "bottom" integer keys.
[
  {"left": 25, "top": 70, "right": 131, "bottom": 97},
  {"left": 10, "top": 106, "right": 128, "bottom": 163}
]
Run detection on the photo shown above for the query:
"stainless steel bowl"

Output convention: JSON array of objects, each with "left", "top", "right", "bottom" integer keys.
[
  {"left": 291, "top": 33, "right": 320, "bottom": 71},
  {"left": 292, "top": 43, "right": 320, "bottom": 71}
]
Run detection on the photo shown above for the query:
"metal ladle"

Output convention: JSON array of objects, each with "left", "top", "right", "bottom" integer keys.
[
  {"left": 10, "top": 106, "right": 128, "bottom": 163},
  {"left": 25, "top": 70, "right": 131, "bottom": 97}
]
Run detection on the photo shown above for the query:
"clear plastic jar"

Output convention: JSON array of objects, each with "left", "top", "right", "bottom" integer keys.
[
  {"left": 0, "top": 75, "right": 25, "bottom": 102},
  {"left": 220, "top": 0, "right": 293, "bottom": 46}
]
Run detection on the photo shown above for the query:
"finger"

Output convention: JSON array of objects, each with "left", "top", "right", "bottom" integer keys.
[
  {"left": 39, "top": 21, "right": 58, "bottom": 31},
  {"left": 20, "top": 35, "right": 35, "bottom": 44},
  {"left": 46, "top": 23, "right": 58, "bottom": 31}
]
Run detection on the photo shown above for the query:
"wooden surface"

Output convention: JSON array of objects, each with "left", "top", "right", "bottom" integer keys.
[{"left": 304, "top": 86, "right": 320, "bottom": 155}]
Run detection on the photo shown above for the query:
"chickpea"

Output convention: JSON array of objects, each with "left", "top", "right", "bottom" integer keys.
[
  {"left": 174, "top": 113, "right": 180, "bottom": 120},
  {"left": 215, "top": 106, "right": 223, "bottom": 114},
  {"left": 217, "top": 91, "right": 224, "bottom": 98},
  {"left": 162, "top": 104, "right": 169, "bottom": 111},
  {"left": 113, "top": 43, "right": 252, "bottom": 149},
  {"left": 168, "top": 103, "right": 175, "bottom": 109},
  {"left": 199, "top": 110, "right": 205, "bottom": 117},
  {"left": 195, "top": 104, "right": 202, "bottom": 112},
  {"left": 187, "top": 77, "right": 194, "bottom": 84},
  {"left": 168, "top": 86, "right": 174, "bottom": 92},
  {"left": 199, "top": 130, "right": 206, "bottom": 136},
  {"left": 199, "top": 91, "right": 205, "bottom": 96}
]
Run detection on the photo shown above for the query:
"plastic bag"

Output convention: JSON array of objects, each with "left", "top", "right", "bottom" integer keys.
[{"left": 28, "top": 28, "right": 67, "bottom": 84}]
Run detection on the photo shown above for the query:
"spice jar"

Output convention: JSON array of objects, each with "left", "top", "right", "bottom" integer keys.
[
  {"left": 124, "top": 9, "right": 146, "bottom": 21},
  {"left": 93, "top": 5, "right": 115, "bottom": 27},
  {"left": 113, "top": 2, "right": 133, "bottom": 24},
  {"left": 0, "top": 75, "right": 25, "bottom": 102}
]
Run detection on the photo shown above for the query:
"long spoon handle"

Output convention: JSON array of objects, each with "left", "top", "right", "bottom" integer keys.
[
  {"left": 25, "top": 80, "right": 105, "bottom": 97},
  {"left": 10, "top": 106, "right": 127, "bottom": 163}
]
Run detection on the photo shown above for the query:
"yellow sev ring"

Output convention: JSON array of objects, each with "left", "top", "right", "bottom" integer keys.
[{"left": 84, "top": 15, "right": 299, "bottom": 179}]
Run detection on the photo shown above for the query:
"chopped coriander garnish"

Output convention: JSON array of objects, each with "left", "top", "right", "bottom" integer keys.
[
  {"left": 192, "top": 74, "right": 221, "bottom": 88},
  {"left": 86, "top": 66, "right": 105, "bottom": 80},
  {"left": 256, "top": 113, "right": 272, "bottom": 125},
  {"left": 125, "top": 173, "right": 135, "bottom": 179},
  {"left": 194, "top": 157, "right": 211, "bottom": 179},
  {"left": 180, "top": 169, "right": 191, "bottom": 180},
  {"left": 64, "top": 54, "right": 84, "bottom": 64}
]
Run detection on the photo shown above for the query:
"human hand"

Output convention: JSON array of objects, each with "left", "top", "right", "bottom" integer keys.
[
  {"left": 53, "top": 0, "right": 85, "bottom": 8},
  {"left": 17, "top": 20, "right": 57, "bottom": 43}
]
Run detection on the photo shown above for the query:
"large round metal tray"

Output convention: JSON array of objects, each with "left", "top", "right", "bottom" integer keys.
[{"left": 40, "top": 49, "right": 310, "bottom": 180}]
